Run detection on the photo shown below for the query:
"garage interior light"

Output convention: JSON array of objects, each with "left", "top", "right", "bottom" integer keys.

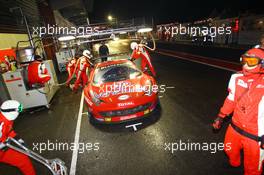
[
  {"left": 76, "top": 35, "right": 91, "bottom": 38},
  {"left": 137, "top": 28, "right": 153, "bottom": 33},
  {"left": 58, "top": 36, "right": 76, "bottom": 41}
]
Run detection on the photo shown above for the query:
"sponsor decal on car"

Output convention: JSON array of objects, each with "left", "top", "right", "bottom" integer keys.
[
  {"left": 99, "top": 63, "right": 128, "bottom": 70},
  {"left": 84, "top": 96, "right": 93, "bottom": 106},
  {"left": 118, "top": 102, "right": 134, "bottom": 107},
  {"left": 118, "top": 94, "right": 130, "bottom": 100},
  {"left": 120, "top": 115, "right": 137, "bottom": 121}
]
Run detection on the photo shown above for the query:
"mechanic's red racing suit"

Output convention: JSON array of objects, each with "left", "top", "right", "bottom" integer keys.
[
  {"left": 131, "top": 46, "right": 156, "bottom": 77},
  {"left": 0, "top": 112, "right": 36, "bottom": 175},
  {"left": 66, "top": 58, "right": 77, "bottom": 86},
  {"left": 215, "top": 57, "right": 264, "bottom": 175},
  {"left": 73, "top": 56, "right": 89, "bottom": 91},
  {"left": 27, "top": 61, "right": 51, "bottom": 87}
]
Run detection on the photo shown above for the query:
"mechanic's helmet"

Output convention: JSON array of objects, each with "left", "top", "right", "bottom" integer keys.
[
  {"left": 130, "top": 42, "right": 138, "bottom": 50},
  {"left": 83, "top": 50, "right": 92, "bottom": 58},
  {"left": 0, "top": 100, "right": 23, "bottom": 121},
  {"left": 254, "top": 45, "right": 261, "bottom": 49},
  {"left": 240, "top": 48, "right": 264, "bottom": 67}
]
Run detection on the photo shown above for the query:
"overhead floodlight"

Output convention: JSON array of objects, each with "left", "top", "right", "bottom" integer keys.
[
  {"left": 76, "top": 35, "right": 91, "bottom": 38},
  {"left": 58, "top": 36, "right": 75, "bottom": 41},
  {"left": 119, "top": 31, "right": 127, "bottom": 34},
  {"left": 113, "top": 37, "right": 120, "bottom": 41},
  {"left": 108, "top": 15, "right": 113, "bottom": 21},
  {"left": 137, "top": 27, "right": 153, "bottom": 33},
  {"left": 110, "top": 33, "right": 116, "bottom": 39}
]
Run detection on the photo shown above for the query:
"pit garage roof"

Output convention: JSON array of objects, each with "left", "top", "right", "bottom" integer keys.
[{"left": 0, "top": 0, "right": 93, "bottom": 33}]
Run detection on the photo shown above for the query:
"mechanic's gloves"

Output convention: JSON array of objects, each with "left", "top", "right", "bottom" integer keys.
[
  {"left": 0, "top": 142, "right": 7, "bottom": 150},
  {"left": 212, "top": 117, "right": 224, "bottom": 130},
  {"left": 14, "top": 135, "right": 25, "bottom": 145},
  {"left": 260, "top": 136, "right": 264, "bottom": 149}
]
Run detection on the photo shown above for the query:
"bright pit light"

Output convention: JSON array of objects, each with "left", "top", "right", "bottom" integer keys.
[
  {"left": 137, "top": 28, "right": 153, "bottom": 33},
  {"left": 76, "top": 35, "right": 91, "bottom": 38},
  {"left": 108, "top": 15, "right": 113, "bottom": 21},
  {"left": 58, "top": 36, "right": 75, "bottom": 41},
  {"left": 113, "top": 37, "right": 120, "bottom": 41}
]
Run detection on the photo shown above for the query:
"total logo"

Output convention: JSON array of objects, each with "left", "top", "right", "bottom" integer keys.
[{"left": 118, "top": 102, "right": 134, "bottom": 107}]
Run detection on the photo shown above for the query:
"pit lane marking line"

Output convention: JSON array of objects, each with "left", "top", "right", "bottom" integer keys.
[
  {"left": 70, "top": 91, "right": 85, "bottom": 175},
  {"left": 156, "top": 51, "right": 237, "bottom": 72}
]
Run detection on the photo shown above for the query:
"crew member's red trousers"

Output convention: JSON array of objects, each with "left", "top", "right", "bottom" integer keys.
[
  {"left": 0, "top": 148, "right": 36, "bottom": 175},
  {"left": 73, "top": 71, "right": 88, "bottom": 90},
  {"left": 66, "top": 68, "right": 74, "bottom": 86},
  {"left": 224, "top": 125, "right": 263, "bottom": 175}
]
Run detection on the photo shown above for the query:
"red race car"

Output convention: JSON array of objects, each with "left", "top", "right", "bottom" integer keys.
[{"left": 84, "top": 59, "right": 159, "bottom": 123}]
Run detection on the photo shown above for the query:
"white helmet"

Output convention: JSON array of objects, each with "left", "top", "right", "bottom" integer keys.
[
  {"left": 83, "top": 50, "right": 92, "bottom": 58},
  {"left": 130, "top": 42, "right": 138, "bottom": 50},
  {"left": 0, "top": 100, "right": 22, "bottom": 121}
]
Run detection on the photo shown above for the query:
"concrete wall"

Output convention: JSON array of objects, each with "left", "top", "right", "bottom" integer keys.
[
  {"left": 0, "top": 33, "right": 30, "bottom": 49},
  {"left": 0, "top": 33, "right": 30, "bottom": 104}
]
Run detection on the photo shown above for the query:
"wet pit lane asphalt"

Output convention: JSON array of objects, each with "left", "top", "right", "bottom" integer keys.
[{"left": 0, "top": 50, "right": 245, "bottom": 175}]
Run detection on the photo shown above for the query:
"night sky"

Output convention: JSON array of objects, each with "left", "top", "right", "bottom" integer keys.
[{"left": 90, "top": 0, "right": 263, "bottom": 24}]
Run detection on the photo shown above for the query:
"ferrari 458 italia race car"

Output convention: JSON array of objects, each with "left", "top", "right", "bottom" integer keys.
[{"left": 84, "top": 59, "right": 158, "bottom": 123}]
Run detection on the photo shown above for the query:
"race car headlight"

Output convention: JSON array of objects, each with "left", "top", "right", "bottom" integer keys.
[
  {"left": 89, "top": 90, "right": 101, "bottom": 106},
  {"left": 144, "top": 80, "right": 153, "bottom": 96}
]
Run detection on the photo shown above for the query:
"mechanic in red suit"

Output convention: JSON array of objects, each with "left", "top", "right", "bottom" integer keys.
[
  {"left": 71, "top": 50, "right": 91, "bottom": 91},
  {"left": 130, "top": 42, "right": 156, "bottom": 77},
  {"left": 0, "top": 100, "right": 36, "bottom": 175},
  {"left": 213, "top": 48, "right": 264, "bottom": 175},
  {"left": 27, "top": 61, "right": 51, "bottom": 87},
  {"left": 66, "top": 57, "right": 77, "bottom": 86}
]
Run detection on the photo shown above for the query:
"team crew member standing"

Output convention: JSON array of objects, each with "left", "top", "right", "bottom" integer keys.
[
  {"left": 66, "top": 57, "right": 77, "bottom": 86},
  {"left": 213, "top": 48, "right": 264, "bottom": 175},
  {"left": 71, "top": 50, "right": 91, "bottom": 91},
  {"left": 99, "top": 41, "right": 109, "bottom": 62},
  {"left": 0, "top": 100, "right": 36, "bottom": 175}
]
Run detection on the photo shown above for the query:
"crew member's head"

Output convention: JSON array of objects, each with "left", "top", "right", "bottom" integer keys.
[
  {"left": 130, "top": 42, "right": 138, "bottom": 50},
  {"left": 83, "top": 50, "right": 92, "bottom": 58},
  {"left": 240, "top": 48, "right": 264, "bottom": 74},
  {"left": 0, "top": 100, "right": 23, "bottom": 121}
]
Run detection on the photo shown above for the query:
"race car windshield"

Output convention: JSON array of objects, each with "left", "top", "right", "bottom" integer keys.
[{"left": 93, "top": 63, "right": 141, "bottom": 84}]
